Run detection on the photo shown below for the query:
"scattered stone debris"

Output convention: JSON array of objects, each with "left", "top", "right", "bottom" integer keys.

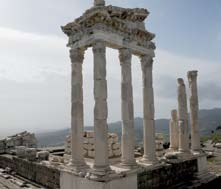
[{"left": 0, "top": 131, "right": 37, "bottom": 155}]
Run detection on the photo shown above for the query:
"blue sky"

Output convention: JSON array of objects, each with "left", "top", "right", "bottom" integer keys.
[{"left": 0, "top": 0, "right": 220, "bottom": 136}]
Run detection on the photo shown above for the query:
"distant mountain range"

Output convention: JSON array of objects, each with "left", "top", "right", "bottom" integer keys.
[{"left": 36, "top": 108, "right": 221, "bottom": 147}]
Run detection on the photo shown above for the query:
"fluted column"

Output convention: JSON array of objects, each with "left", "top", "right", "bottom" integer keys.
[
  {"left": 140, "top": 55, "right": 157, "bottom": 164},
  {"left": 188, "top": 71, "right": 201, "bottom": 153},
  {"left": 177, "top": 78, "right": 189, "bottom": 153},
  {"left": 119, "top": 48, "right": 136, "bottom": 167},
  {"left": 92, "top": 41, "right": 110, "bottom": 174},
  {"left": 169, "top": 109, "right": 179, "bottom": 151},
  {"left": 70, "top": 48, "right": 87, "bottom": 170}
]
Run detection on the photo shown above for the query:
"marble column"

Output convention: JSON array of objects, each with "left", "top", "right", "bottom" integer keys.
[
  {"left": 92, "top": 41, "right": 110, "bottom": 174},
  {"left": 188, "top": 71, "right": 201, "bottom": 153},
  {"left": 177, "top": 78, "right": 189, "bottom": 153},
  {"left": 140, "top": 55, "right": 157, "bottom": 164},
  {"left": 70, "top": 48, "right": 87, "bottom": 170},
  {"left": 119, "top": 48, "right": 136, "bottom": 167},
  {"left": 94, "top": 0, "right": 105, "bottom": 6},
  {"left": 169, "top": 109, "right": 179, "bottom": 151}
]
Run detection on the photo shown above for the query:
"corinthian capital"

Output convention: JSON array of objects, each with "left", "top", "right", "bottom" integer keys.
[
  {"left": 140, "top": 55, "right": 153, "bottom": 71},
  {"left": 92, "top": 41, "right": 106, "bottom": 54},
  {"left": 119, "top": 48, "right": 132, "bottom": 65},
  {"left": 70, "top": 48, "right": 85, "bottom": 63},
  {"left": 187, "top": 70, "right": 198, "bottom": 82}
]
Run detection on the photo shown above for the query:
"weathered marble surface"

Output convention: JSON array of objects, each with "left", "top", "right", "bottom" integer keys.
[
  {"left": 177, "top": 78, "right": 189, "bottom": 153},
  {"left": 169, "top": 109, "right": 179, "bottom": 151},
  {"left": 188, "top": 71, "right": 201, "bottom": 153}
]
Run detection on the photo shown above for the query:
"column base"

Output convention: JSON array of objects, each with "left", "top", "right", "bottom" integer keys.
[
  {"left": 88, "top": 165, "right": 114, "bottom": 181},
  {"left": 139, "top": 156, "right": 158, "bottom": 166},
  {"left": 68, "top": 160, "right": 89, "bottom": 176},
  {"left": 191, "top": 149, "right": 203, "bottom": 155},
  {"left": 120, "top": 159, "right": 138, "bottom": 169}
]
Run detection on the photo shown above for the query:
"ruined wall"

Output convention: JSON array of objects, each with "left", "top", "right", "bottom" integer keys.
[
  {"left": 0, "top": 155, "right": 60, "bottom": 189},
  {"left": 138, "top": 159, "right": 198, "bottom": 189},
  {"left": 65, "top": 131, "right": 121, "bottom": 158},
  {"left": 0, "top": 131, "right": 37, "bottom": 154}
]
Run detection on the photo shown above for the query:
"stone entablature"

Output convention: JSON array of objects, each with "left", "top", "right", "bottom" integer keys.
[{"left": 62, "top": 5, "right": 155, "bottom": 55}]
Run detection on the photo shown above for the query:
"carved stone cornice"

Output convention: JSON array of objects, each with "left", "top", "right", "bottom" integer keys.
[
  {"left": 70, "top": 48, "right": 85, "bottom": 63},
  {"left": 62, "top": 5, "right": 155, "bottom": 50}
]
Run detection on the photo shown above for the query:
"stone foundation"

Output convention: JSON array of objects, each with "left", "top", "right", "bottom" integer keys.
[
  {"left": 0, "top": 155, "right": 60, "bottom": 189},
  {"left": 138, "top": 159, "right": 197, "bottom": 188}
]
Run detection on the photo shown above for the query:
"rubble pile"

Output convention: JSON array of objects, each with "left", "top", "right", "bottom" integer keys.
[
  {"left": 0, "top": 131, "right": 37, "bottom": 154},
  {"left": 65, "top": 131, "right": 121, "bottom": 158}
]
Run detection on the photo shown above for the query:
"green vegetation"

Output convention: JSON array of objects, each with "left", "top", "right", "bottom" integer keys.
[{"left": 201, "top": 132, "right": 221, "bottom": 143}]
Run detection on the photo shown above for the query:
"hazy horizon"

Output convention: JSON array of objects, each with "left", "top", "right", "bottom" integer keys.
[{"left": 0, "top": 0, "right": 221, "bottom": 137}]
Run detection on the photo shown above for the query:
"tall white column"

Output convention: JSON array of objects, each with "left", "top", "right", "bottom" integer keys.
[
  {"left": 169, "top": 109, "right": 179, "bottom": 151},
  {"left": 140, "top": 55, "right": 157, "bottom": 164},
  {"left": 70, "top": 48, "right": 87, "bottom": 171},
  {"left": 188, "top": 71, "right": 201, "bottom": 153},
  {"left": 92, "top": 41, "right": 110, "bottom": 175},
  {"left": 177, "top": 78, "right": 189, "bottom": 153},
  {"left": 119, "top": 48, "right": 136, "bottom": 167}
]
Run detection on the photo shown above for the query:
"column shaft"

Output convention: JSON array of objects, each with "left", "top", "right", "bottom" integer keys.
[
  {"left": 70, "top": 48, "right": 86, "bottom": 168},
  {"left": 93, "top": 41, "right": 110, "bottom": 173},
  {"left": 169, "top": 109, "right": 179, "bottom": 151},
  {"left": 177, "top": 78, "right": 189, "bottom": 152},
  {"left": 140, "top": 56, "right": 157, "bottom": 163},
  {"left": 119, "top": 48, "right": 136, "bottom": 167},
  {"left": 188, "top": 71, "right": 201, "bottom": 152}
]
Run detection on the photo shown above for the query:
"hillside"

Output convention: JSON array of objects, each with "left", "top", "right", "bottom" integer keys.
[{"left": 36, "top": 108, "right": 221, "bottom": 147}]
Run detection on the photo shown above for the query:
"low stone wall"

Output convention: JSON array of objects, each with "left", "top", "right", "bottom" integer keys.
[
  {"left": 138, "top": 159, "right": 197, "bottom": 189},
  {"left": 65, "top": 131, "right": 121, "bottom": 158},
  {"left": 0, "top": 155, "right": 60, "bottom": 189}
]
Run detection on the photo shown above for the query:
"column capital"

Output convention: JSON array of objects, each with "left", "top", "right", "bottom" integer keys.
[
  {"left": 92, "top": 41, "right": 106, "bottom": 54},
  {"left": 187, "top": 70, "right": 198, "bottom": 81},
  {"left": 70, "top": 48, "right": 85, "bottom": 63},
  {"left": 140, "top": 55, "right": 153, "bottom": 71},
  {"left": 119, "top": 48, "right": 132, "bottom": 65},
  {"left": 94, "top": 0, "right": 105, "bottom": 7},
  {"left": 171, "top": 109, "right": 178, "bottom": 121},
  {"left": 177, "top": 78, "right": 185, "bottom": 86}
]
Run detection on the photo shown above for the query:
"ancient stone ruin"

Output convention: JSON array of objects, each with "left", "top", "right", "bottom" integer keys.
[
  {"left": 0, "top": 0, "right": 220, "bottom": 189},
  {"left": 0, "top": 131, "right": 37, "bottom": 154},
  {"left": 65, "top": 131, "right": 121, "bottom": 158}
]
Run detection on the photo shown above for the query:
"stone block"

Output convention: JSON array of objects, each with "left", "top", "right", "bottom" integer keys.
[
  {"left": 113, "top": 149, "right": 121, "bottom": 156},
  {"left": 88, "top": 150, "right": 95, "bottom": 158},
  {"left": 16, "top": 146, "right": 26, "bottom": 158},
  {"left": 86, "top": 131, "right": 94, "bottom": 138},
  {"left": 25, "top": 148, "right": 37, "bottom": 161},
  {"left": 37, "top": 151, "right": 50, "bottom": 161},
  {"left": 112, "top": 143, "right": 120, "bottom": 150}
]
